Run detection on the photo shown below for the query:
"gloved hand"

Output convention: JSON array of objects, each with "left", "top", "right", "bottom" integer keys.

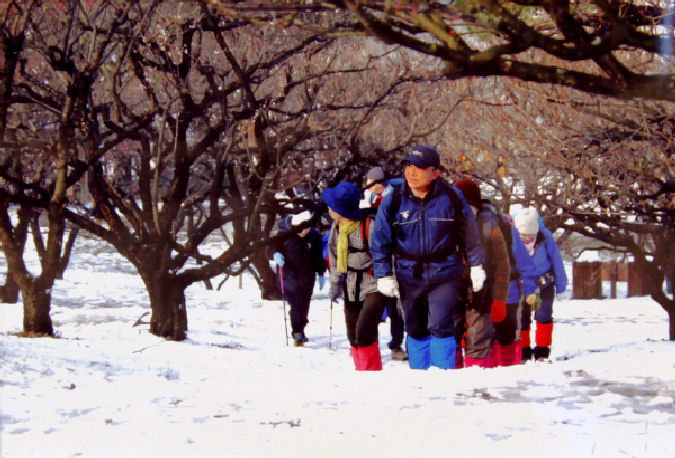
[
  {"left": 317, "top": 274, "right": 325, "bottom": 290},
  {"left": 525, "top": 290, "right": 541, "bottom": 312},
  {"left": 330, "top": 273, "right": 347, "bottom": 302},
  {"left": 491, "top": 300, "right": 506, "bottom": 323},
  {"left": 525, "top": 293, "right": 537, "bottom": 306},
  {"left": 377, "top": 276, "right": 399, "bottom": 298},
  {"left": 555, "top": 292, "right": 565, "bottom": 302},
  {"left": 273, "top": 252, "right": 285, "bottom": 268},
  {"left": 470, "top": 265, "right": 486, "bottom": 292}
]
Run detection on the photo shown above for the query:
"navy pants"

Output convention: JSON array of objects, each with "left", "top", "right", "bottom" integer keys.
[
  {"left": 399, "top": 277, "right": 462, "bottom": 339},
  {"left": 283, "top": 284, "right": 313, "bottom": 334},
  {"left": 385, "top": 297, "right": 405, "bottom": 349},
  {"left": 521, "top": 284, "right": 555, "bottom": 330}
]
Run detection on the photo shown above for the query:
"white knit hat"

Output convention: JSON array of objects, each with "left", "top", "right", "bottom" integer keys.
[
  {"left": 515, "top": 207, "right": 540, "bottom": 235},
  {"left": 291, "top": 210, "right": 312, "bottom": 227}
]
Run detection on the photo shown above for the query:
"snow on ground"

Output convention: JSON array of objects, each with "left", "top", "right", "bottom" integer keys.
[{"left": 1, "top": 235, "right": 674, "bottom": 457}]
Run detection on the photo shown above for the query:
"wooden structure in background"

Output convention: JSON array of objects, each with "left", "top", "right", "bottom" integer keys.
[
  {"left": 572, "top": 262, "right": 649, "bottom": 299},
  {"left": 572, "top": 261, "right": 603, "bottom": 299}
]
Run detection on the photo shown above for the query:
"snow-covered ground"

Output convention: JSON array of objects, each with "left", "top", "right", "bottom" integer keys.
[{"left": 1, "top": 235, "right": 674, "bottom": 457}]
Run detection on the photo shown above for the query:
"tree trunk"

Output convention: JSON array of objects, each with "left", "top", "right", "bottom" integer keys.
[
  {"left": 1, "top": 206, "right": 31, "bottom": 304},
  {"left": 21, "top": 280, "right": 53, "bottom": 336},
  {"left": 250, "top": 250, "right": 281, "bottom": 300},
  {"left": 669, "top": 310, "right": 675, "bottom": 342},
  {"left": 0, "top": 202, "right": 58, "bottom": 335},
  {"left": 141, "top": 270, "right": 188, "bottom": 341},
  {"left": 1, "top": 271, "right": 20, "bottom": 303}
]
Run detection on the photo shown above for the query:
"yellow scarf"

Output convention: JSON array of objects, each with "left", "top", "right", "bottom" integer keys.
[{"left": 337, "top": 220, "right": 360, "bottom": 274}]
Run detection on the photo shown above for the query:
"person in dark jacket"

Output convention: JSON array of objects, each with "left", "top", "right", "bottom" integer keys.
[
  {"left": 371, "top": 145, "right": 486, "bottom": 370},
  {"left": 271, "top": 211, "right": 326, "bottom": 347},
  {"left": 323, "top": 182, "right": 386, "bottom": 370},
  {"left": 515, "top": 207, "right": 568, "bottom": 361},
  {"left": 454, "top": 179, "right": 510, "bottom": 368}
]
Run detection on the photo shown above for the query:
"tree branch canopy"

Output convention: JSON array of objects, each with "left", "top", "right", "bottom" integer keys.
[{"left": 205, "top": 0, "right": 675, "bottom": 102}]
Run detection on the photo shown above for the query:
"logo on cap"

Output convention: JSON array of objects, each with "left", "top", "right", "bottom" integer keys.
[{"left": 412, "top": 149, "right": 423, "bottom": 157}]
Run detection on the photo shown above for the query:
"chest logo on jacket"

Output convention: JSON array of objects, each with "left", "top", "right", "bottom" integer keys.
[{"left": 400, "top": 210, "right": 410, "bottom": 219}]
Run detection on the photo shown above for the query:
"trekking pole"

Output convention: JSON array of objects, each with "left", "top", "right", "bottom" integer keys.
[
  {"left": 279, "top": 266, "right": 289, "bottom": 346},
  {"left": 329, "top": 299, "right": 333, "bottom": 350}
]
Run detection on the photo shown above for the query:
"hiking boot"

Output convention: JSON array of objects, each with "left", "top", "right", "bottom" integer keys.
[
  {"left": 391, "top": 347, "right": 409, "bottom": 361},
  {"left": 533, "top": 346, "right": 550, "bottom": 360},
  {"left": 292, "top": 332, "right": 305, "bottom": 347}
]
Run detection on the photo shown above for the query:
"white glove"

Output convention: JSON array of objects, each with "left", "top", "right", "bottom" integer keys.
[
  {"left": 555, "top": 292, "right": 566, "bottom": 302},
  {"left": 377, "top": 276, "right": 399, "bottom": 298},
  {"left": 272, "top": 252, "right": 285, "bottom": 268},
  {"left": 470, "top": 265, "right": 486, "bottom": 292}
]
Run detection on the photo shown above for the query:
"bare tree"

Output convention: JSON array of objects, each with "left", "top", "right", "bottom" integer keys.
[
  {"left": 213, "top": 1, "right": 674, "bottom": 101},
  {"left": 0, "top": 2, "right": 440, "bottom": 340},
  {"left": 0, "top": 3, "right": 192, "bottom": 338},
  {"left": 0, "top": 1, "right": 148, "bottom": 334}
]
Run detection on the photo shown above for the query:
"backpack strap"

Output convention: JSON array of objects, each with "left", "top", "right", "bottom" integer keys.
[
  {"left": 439, "top": 181, "right": 466, "bottom": 258},
  {"left": 362, "top": 216, "right": 370, "bottom": 252},
  {"left": 346, "top": 217, "right": 372, "bottom": 254},
  {"left": 390, "top": 182, "right": 403, "bottom": 219}
]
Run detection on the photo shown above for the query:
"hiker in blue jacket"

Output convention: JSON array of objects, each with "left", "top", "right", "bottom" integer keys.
[
  {"left": 370, "top": 145, "right": 486, "bottom": 370},
  {"left": 515, "top": 208, "right": 568, "bottom": 361}
]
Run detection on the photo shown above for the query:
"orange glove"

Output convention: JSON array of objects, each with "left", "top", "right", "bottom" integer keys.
[{"left": 491, "top": 300, "right": 507, "bottom": 323}]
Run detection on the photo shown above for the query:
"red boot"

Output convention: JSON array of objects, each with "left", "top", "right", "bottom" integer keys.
[
  {"left": 464, "top": 356, "right": 491, "bottom": 368},
  {"left": 535, "top": 322, "right": 553, "bottom": 347},
  {"left": 485, "top": 341, "right": 499, "bottom": 368},
  {"left": 351, "top": 346, "right": 359, "bottom": 369},
  {"left": 535, "top": 322, "right": 554, "bottom": 360},
  {"left": 513, "top": 339, "right": 522, "bottom": 365},
  {"left": 355, "top": 342, "right": 383, "bottom": 371},
  {"left": 455, "top": 349, "right": 464, "bottom": 369},
  {"left": 496, "top": 341, "right": 520, "bottom": 367}
]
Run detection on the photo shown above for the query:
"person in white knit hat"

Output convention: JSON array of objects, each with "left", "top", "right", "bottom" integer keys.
[{"left": 515, "top": 207, "right": 567, "bottom": 361}]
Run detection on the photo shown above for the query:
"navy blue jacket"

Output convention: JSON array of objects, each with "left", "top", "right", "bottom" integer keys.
[
  {"left": 273, "top": 218, "right": 325, "bottom": 293},
  {"left": 371, "top": 179, "right": 485, "bottom": 284}
]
